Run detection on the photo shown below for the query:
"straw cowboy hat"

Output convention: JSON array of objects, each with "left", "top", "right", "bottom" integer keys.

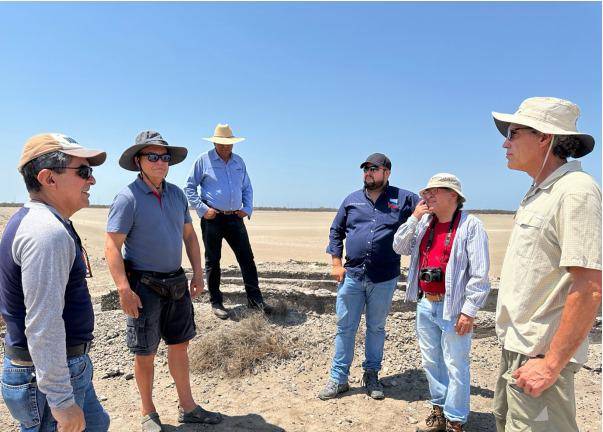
[
  {"left": 119, "top": 130, "right": 188, "bottom": 171},
  {"left": 203, "top": 124, "right": 245, "bottom": 145},
  {"left": 492, "top": 97, "right": 595, "bottom": 158},
  {"left": 419, "top": 173, "right": 466, "bottom": 202}
]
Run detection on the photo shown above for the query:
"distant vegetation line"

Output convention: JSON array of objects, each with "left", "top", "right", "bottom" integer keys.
[{"left": 0, "top": 202, "right": 515, "bottom": 214}]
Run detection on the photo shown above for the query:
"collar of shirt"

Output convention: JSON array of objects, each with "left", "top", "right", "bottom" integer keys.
[
  {"left": 523, "top": 160, "right": 582, "bottom": 201},
  {"left": 363, "top": 182, "right": 391, "bottom": 204},
  {"left": 134, "top": 175, "right": 167, "bottom": 196},
  {"left": 209, "top": 148, "right": 238, "bottom": 165}
]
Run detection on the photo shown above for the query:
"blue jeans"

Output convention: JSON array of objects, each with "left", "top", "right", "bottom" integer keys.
[
  {"left": 1, "top": 354, "right": 110, "bottom": 432},
  {"left": 416, "top": 297, "right": 472, "bottom": 423},
  {"left": 330, "top": 275, "right": 398, "bottom": 384}
]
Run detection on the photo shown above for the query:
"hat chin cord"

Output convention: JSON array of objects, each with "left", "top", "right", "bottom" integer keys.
[
  {"left": 137, "top": 159, "right": 162, "bottom": 193},
  {"left": 531, "top": 136, "right": 556, "bottom": 188}
]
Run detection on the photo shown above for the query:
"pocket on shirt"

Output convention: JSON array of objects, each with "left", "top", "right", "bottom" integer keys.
[
  {"left": 1, "top": 364, "right": 41, "bottom": 429},
  {"left": 512, "top": 210, "right": 545, "bottom": 259}
]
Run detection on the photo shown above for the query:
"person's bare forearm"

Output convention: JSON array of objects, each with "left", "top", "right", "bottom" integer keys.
[
  {"left": 332, "top": 256, "right": 343, "bottom": 268},
  {"left": 184, "top": 232, "right": 203, "bottom": 276},
  {"left": 545, "top": 270, "right": 602, "bottom": 373},
  {"left": 104, "top": 241, "right": 129, "bottom": 292}
]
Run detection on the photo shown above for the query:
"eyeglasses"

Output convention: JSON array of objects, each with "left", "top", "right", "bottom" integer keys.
[
  {"left": 363, "top": 166, "right": 384, "bottom": 173},
  {"left": 506, "top": 127, "right": 537, "bottom": 141},
  {"left": 139, "top": 153, "right": 171, "bottom": 163},
  {"left": 49, "top": 165, "right": 94, "bottom": 180},
  {"left": 420, "top": 187, "right": 452, "bottom": 198}
]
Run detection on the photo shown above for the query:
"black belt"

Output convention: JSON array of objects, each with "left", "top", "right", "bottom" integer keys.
[
  {"left": 4, "top": 342, "right": 92, "bottom": 363},
  {"left": 129, "top": 267, "right": 184, "bottom": 279}
]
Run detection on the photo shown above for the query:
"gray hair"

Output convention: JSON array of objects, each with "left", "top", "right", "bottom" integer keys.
[
  {"left": 553, "top": 135, "right": 582, "bottom": 159},
  {"left": 21, "top": 151, "right": 72, "bottom": 192}
]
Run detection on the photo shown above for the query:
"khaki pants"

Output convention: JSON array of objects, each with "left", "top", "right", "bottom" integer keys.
[{"left": 493, "top": 348, "right": 581, "bottom": 432}]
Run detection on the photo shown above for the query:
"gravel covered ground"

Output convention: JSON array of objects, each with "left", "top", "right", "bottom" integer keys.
[{"left": 2, "top": 302, "right": 600, "bottom": 431}]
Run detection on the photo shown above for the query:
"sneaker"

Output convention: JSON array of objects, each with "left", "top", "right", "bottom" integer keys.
[
  {"left": 362, "top": 369, "right": 384, "bottom": 400},
  {"left": 415, "top": 405, "right": 446, "bottom": 432},
  {"left": 446, "top": 420, "right": 465, "bottom": 432},
  {"left": 212, "top": 304, "right": 229, "bottom": 320},
  {"left": 317, "top": 378, "right": 350, "bottom": 400},
  {"left": 141, "top": 412, "right": 163, "bottom": 432}
]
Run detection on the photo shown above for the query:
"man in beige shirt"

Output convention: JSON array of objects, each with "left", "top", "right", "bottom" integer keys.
[{"left": 492, "top": 97, "right": 601, "bottom": 432}]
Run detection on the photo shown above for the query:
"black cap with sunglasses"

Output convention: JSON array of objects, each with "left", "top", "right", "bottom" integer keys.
[
  {"left": 118, "top": 130, "right": 188, "bottom": 171},
  {"left": 360, "top": 153, "right": 392, "bottom": 170}
]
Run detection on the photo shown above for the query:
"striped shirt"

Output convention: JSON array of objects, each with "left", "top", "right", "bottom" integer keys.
[{"left": 392, "top": 211, "right": 491, "bottom": 321}]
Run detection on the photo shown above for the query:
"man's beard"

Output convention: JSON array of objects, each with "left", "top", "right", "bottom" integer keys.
[{"left": 364, "top": 178, "right": 385, "bottom": 191}]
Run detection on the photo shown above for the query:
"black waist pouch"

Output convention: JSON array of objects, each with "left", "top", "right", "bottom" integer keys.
[{"left": 139, "top": 270, "right": 188, "bottom": 300}]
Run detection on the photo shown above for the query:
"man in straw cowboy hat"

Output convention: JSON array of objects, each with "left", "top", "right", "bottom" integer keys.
[
  {"left": 393, "top": 173, "right": 491, "bottom": 432},
  {"left": 319, "top": 153, "right": 419, "bottom": 401},
  {"left": 184, "top": 123, "right": 271, "bottom": 319},
  {"left": 491, "top": 97, "right": 601, "bottom": 432},
  {"left": 105, "top": 131, "right": 222, "bottom": 431},
  {"left": 0, "top": 133, "right": 109, "bottom": 432}
]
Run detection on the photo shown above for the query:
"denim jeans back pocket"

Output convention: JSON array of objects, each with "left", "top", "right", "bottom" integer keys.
[{"left": 1, "top": 363, "right": 41, "bottom": 429}]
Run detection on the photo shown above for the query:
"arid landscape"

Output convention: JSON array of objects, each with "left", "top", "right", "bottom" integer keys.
[{"left": 0, "top": 208, "right": 600, "bottom": 431}]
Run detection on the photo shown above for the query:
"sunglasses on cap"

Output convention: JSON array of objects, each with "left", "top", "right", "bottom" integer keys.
[
  {"left": 49, "top": 165, "right": 94, "bottom": 180},
  {"left": 138, "top": 152, "right": 172, "bottom": 163}
]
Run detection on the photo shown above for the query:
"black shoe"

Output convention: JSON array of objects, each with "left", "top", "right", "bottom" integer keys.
[
  {"left": 248, "top": 301, "right": 273, "bottom": 315},
  {"left": 212, "top": 304, "right": 229, "bottom": 320}
]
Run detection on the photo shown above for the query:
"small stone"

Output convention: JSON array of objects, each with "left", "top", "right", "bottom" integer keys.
[{"left": 124, "top": 373, "right": 134, "bottom": 380}]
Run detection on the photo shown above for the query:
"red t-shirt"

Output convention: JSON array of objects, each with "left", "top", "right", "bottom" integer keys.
[{"left": 418, "top": 218, "right": 459, "bottom": 294}]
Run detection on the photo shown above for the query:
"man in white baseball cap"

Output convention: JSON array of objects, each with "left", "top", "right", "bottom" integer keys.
[{"left": 492, "top": 97, "right": 601, "bottom": 432}]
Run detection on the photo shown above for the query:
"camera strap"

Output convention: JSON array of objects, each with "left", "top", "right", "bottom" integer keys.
[{"left": 424, "top": 209, "right": 460, "bottom": 253}]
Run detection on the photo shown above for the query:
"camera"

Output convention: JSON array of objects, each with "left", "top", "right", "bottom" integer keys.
[{"left": 419, "top": 267, "right": 443, "bottom": 283}]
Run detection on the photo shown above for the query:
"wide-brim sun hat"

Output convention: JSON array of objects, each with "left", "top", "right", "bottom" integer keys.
[
  {"left": 419, "top": 173, "right": 466, "bottom": 202},
  {"left": 203, "top": 123, "right": 245, "bottom": 145},
  {"left": 119, "top": 130, "right": 188, "bottom": 171},
  {"left": 492, "top": 96, "right": 595, "bottom": 158},
  {"left": 18, "top": 133, "right": 106, "bottom": 172}
]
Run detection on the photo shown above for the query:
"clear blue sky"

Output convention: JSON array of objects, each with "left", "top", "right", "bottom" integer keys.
[{"left": 1, "top": 2, "right": 600, "bottom": 210}]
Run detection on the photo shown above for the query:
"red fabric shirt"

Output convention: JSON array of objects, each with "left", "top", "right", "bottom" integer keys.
[{"left": 418, "top": 218, "right": 459, "bottom": 294}]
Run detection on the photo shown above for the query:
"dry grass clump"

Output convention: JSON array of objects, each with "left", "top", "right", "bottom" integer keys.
[{"left": 189, "top": 312, "right": 291, "bottom": 377}]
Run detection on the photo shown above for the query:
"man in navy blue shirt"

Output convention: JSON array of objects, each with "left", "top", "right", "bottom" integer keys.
[{"left": 319, "top": 153, "right": 419, "bottom": 401}]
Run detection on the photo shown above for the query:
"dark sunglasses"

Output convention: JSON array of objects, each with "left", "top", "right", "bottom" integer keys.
[
  {"left": 49, "top": 165, "right": 94, "bottom": 180},
  {"left": 363, "top": 166, "right": 384, "bottom": 173},
  {"left": 139, "top": 152, "right": 171, "bottom": 163}
]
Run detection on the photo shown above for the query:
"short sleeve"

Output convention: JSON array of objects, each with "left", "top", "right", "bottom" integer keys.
[
  {"left": 557, "top": 192, "right": 602, "bottom": 270},
  {"left": 107, "top": 193, "right": 135, "bottom": 234}
]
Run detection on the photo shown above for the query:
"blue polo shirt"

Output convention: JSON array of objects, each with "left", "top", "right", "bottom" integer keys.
[
  {"left": 326, "top": 185, "right": 419, "bottom": 283},
  {"left": 107, "top": 176, "right": 192, "bottom": 273}
]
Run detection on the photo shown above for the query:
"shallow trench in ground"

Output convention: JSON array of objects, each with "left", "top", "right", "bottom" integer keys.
[{"left": 1, "top": 262, "right": 601, "bottom": 432}]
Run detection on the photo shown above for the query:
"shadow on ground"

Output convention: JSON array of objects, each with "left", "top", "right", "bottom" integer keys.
[
  {"left": 162, "top": 413, "right": 285, "bottom": 431},
  {"left": 226, "top": 304, "right": 308, "bottom": 327}
]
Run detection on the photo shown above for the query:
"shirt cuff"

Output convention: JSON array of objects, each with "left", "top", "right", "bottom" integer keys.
[
  {"left": 460, "top": 301, "right": 479, "bottom": 318},
  {"left": 49, "top": 394, "right": 76, "bottom": 411}
]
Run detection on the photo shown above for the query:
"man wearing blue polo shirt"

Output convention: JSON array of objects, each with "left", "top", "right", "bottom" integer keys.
[
  {"left": 105, "top": 131, "right": 222, "bottom": 432},
  {"left": 318, "top": 153, "right": 419, "bottom": 401}
]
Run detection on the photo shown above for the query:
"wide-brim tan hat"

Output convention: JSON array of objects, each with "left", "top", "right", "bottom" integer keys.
[
  {"left": 119, "top": 130, "right": 188, "bottom": 171},
  {"left": 492, "top": 96, "right": 594, "bottom": 158},
  {"left": 18, "top": 133, "right": 106, "bottom": 172},
  {"left": 203, "top": 123, "right": 245, "bottom": 145},
  {"left": 419, "top": 173, "right": 466, "bottom": 202}
]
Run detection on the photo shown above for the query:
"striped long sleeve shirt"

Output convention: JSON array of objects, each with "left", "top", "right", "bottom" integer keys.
[{"left": 392, "top": 211, "right": 491, "bottom": 321}]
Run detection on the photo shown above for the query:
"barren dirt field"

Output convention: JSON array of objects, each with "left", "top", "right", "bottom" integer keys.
[{"left": 0, "top": 208, "right": 600, "bottom": 431}]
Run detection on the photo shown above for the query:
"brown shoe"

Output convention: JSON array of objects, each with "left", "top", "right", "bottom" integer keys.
[
  {"left": 445, "top": 420, "right": 465, "bottom": 432},
  {"left": 415, "top": 405, "right": 446, "bottom": 432}
]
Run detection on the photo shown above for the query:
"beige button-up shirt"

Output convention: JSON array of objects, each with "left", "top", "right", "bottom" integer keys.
[{"left": 496, "top": 161, "right": 602, "bottom": 364}]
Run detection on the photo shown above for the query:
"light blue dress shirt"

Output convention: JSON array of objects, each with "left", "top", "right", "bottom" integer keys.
[{"left": 184, "top": 148, "right": 253, "bottom": 218}]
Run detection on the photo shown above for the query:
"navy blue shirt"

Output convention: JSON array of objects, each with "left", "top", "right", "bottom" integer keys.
[{"left": 326, "top": 185, "right": 419, "bottom": 283}]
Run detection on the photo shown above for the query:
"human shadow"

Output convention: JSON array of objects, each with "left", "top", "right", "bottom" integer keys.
[
  {"left": 162, "top": 413, "right": 286, "bottom": 431},
  {"left": 465, "top": 410, "right": 497, "bottom": 431},
  {"left": 226, "top": 304, "right": 308, "bottom": 327},
  {"left": 377, "top": 369, "right": 495, "bottom": 401}
]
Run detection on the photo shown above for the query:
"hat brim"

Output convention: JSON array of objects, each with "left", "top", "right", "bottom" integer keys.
[
  {"left": 492, "top": 112, "right": 595, "bottom": 158},
  {"left": 119, "top": 144, "right": 188, "bottom": 171},
  {"left": 203, "top": 137, "right": 245, "bottom": 145},
  {"left": 61, "top": 148, "right": 107, "bottom": 166}
]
